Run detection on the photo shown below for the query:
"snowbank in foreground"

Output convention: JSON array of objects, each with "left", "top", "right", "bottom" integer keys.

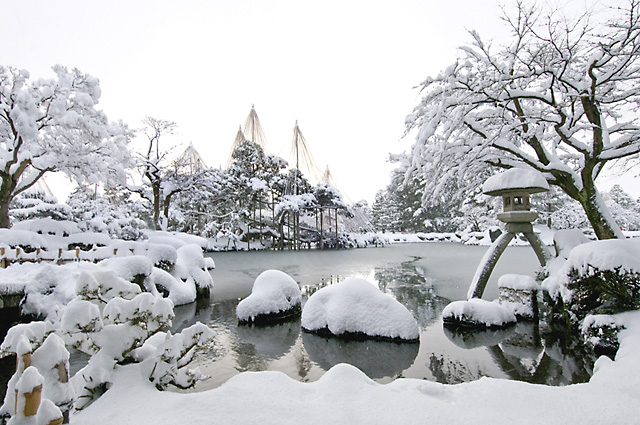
[
  {"left": 71, "top": 310, "right": 640, "bottom": 425},
  {"left": 301, "top": 278, "right": 419, "bottom": 341}
]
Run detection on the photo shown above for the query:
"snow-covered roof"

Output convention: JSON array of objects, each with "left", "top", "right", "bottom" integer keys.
[{"left": 482, "top": 168, "right": 549, "bottom": 196}]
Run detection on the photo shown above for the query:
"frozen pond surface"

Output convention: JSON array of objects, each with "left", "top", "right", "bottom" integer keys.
[{"left": 171, "top": 243, "right": 597, "bottom": 391}]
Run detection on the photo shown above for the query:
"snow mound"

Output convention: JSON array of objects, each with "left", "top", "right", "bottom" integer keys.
[
  {"left": 553, "top": 228, "right": 589, "bottom": 259},
  {"left": 236, "top": 270, "right": 302, "bottom": 324},
  {"left": 443, "top": 298, "right": 517, "bottom": 329},
  {"left": 482, "top": 168, "right": 549, "bottom": 195},
  {"left": 301, "top": 278, "right": 419, "bottom": 342}
]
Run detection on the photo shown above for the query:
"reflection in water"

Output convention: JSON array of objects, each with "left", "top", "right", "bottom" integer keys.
[
  {"left": 167, "top": 245, "right": 598, "bottom": 391},
  {"left": 444, "top": 321, "right": 596, "bottom": 385},
  {"left": 302, "top": 332, "right": 419, "bottom": 379},
  {"left": 235, "top": 320, "right": 300, "bottom": 362}
]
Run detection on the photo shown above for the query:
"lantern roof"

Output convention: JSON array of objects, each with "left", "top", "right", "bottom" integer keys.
[{"left": 483, "top": 168, "right": 549, "bottom": 196}]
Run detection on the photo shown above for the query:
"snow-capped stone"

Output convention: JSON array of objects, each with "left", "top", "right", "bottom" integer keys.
[
  {"left": 237, "top": 270, "right": 302, "bottom": 324},
  {"left": 301, "top": 277, "right": 419, "bottom": 342},
  {"left": 498, "top": 274, "right": 540, "bottom": 320},
  {"left": 442, "top": 298, "right": 517, "bottom": 329}
]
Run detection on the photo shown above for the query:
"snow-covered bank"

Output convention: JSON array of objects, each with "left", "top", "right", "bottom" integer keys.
[
  {"left": 71, "top": 311, "right": 640, "bottom": 425},
  {"left": 0, "top": 226, "right": 214, "bottom": 317}
]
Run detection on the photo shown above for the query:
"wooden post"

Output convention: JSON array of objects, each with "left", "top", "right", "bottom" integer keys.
[
  {"left": 1, "top": 247, "right": 6, "bottom": 269},
  {"left": 56, "top": 363, "right": 69, "bottom": 383},
  {"left": 23, "top": 384, "right": 42, "bottom": 417},
  {"left": 335, "top": 207, "right": 338, "bottom": 249},
  {"left": 320, "top": 208, "right": 324, "bottom": 250}
]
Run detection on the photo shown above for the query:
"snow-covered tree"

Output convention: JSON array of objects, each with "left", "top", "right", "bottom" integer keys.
[
  {"left": 9, "top": 187, "right": 72, "bottom": 222},
  {"left": 130, "top": 117, "right": 203, "bottom": 231},
  {"left": 67, "top": 184, "right": 147, "bottom": 240},
  {"left": 0, "top": 65, "right": 133, "bottom": 228},
  {"left": 405, "top": 1, "right": 640, "bottom": 240},
  {"left": 609, "top": 184, "right": 638, "bottom": 211},
  {"left": 606, "top": 185, "right": 640, "bottom": 230},
  {"left": 371, "top": 190, "right": 402, "bottom": 232}
]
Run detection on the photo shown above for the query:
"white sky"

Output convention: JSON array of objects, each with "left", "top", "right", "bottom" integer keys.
[{"left": 2, "top": 0, "right": 637, "bottom": 203}]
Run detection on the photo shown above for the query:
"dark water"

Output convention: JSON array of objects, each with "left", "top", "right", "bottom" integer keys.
[{"left": 171, "top": 244, "right": 598, "bottom": 391}]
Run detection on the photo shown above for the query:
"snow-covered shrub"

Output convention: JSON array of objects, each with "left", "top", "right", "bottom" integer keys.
[
  {"left": 236, "top": 270, "right": 302, "bottom": 325},
  {"left": 542, "top": 239, "right": 640, "bottom": 326},
  {"left": 142, "top": 322, "right": 214, "bottom": 390},
  {"left": 301, "top": 278, "right": 419, "bottom": 342},
  {"left": 553, "top": 229, "right": 589, "bottom": 259},
  {"left": 21, "top": 264, "right": 82, "bottom": 319},
  {"left": 174, "top": 244, "right": 214, "bottom": 298},
  {"left": 566, "top": 266, "right": 640, "bottom": 320},
  {"left": 59, "top": 288, "right": 213, "bottom": 410},
  {"left": 99, "top": 256, "right": 154, "bottom": 291},
  {"left": 0, "top": 229, "right": 47, "bottom": 253},
  {"left": 65, "top": 232, "right": 111, "bottom": 251},
  {"left": 581, "top": 314, "right": 625, "bottom": 357},
  {"left": 9, "top": 188, "right": 72, "bottom": 223}
]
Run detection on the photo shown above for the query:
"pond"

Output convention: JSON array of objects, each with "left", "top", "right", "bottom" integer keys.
[{"left": 171, "top": 243, "right": 598, "bottom": 391}]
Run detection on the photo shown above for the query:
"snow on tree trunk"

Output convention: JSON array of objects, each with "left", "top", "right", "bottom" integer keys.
[{"left": 578, "top": 183, "right": 625, "bottom": 240}]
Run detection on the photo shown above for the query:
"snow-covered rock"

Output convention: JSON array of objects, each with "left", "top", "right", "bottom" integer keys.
[
  {"left": 498, "top": 274, "right": 540, "bottom": 320},
  {"left": 301, "top": 278, "right": 419, "bottom": 342},
  {"left": 442, "top": 298, "right": 517, "bottom": 329},
  {"left": 236, "top": 270, "right": 302, "bottom": 325}
]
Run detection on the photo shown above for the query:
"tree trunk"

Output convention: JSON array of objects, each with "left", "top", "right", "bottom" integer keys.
[
  {"left": 152, "top": 183, "right": 162, "bottom": 231},
  {"left": 0, "top": 177, "right": 16, "bottom": 228},
  {"left": 578, "top": 183, "right": 624, "bottom": 240},
  {"left": 0, "top": 193, "right": 11, "bottom": 228}
]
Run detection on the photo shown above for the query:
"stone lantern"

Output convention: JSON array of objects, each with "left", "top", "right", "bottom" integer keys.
[{"left": 467, "top": 168, "right": 551, "bottom": 299}]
